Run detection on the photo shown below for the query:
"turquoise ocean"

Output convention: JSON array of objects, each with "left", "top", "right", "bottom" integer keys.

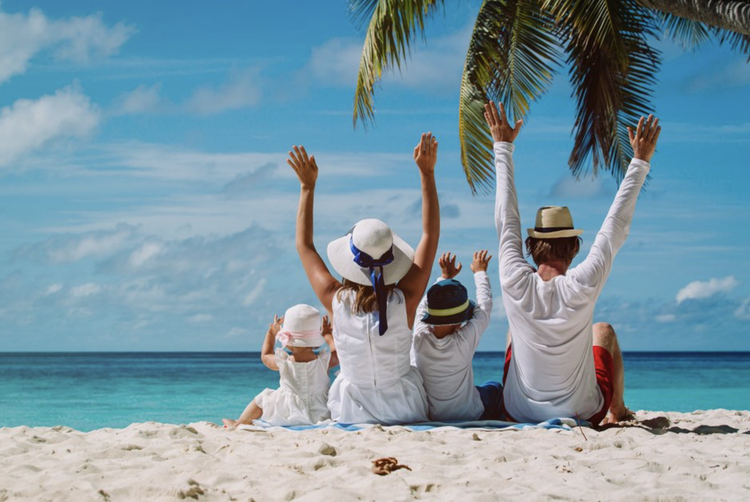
[{"left": 1, "top": 352, "right": 748, "bottom": 432}]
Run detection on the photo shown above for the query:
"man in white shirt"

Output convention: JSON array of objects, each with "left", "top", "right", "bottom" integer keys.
[
  {"left": 485, "top": 100, "right": 661, "bottom": 425},
  {"left": 412, "top": 250, "right": 501, "bottom": 421}
]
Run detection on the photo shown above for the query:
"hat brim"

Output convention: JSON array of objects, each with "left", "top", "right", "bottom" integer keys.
[
  {"left": 527, "top": 228, "right": 583, "bottom": 239},
  {"left": 327, "top": 231, "right": 415, "bottom": 286},
  {"left": 284, "top": 334, "right": 327, "bottom": 348},
  {"left": 421, "top": 300, "right": 476, "bottom": 326}
]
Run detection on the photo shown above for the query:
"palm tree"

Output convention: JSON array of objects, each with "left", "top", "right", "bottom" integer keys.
[{"left": 348, "top": 0, "right": 750, "bottom": 193}]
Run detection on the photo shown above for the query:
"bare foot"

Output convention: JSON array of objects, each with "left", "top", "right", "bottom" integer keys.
[{"left": 221, "top": 418, "right": 238, "bottom": 429}]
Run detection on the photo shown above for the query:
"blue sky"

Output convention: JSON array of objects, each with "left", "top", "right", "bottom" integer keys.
[{"left": 0, "top": 1, "right": 748, "bottom": 351}]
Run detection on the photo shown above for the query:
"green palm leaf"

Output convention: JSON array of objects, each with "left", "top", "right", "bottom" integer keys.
[
  {"left": 548, "top": 0, "right": 660, "bottom": 180},
  {"left": 459, "top": 0, "right": 561, "bottom": 193},
  {"left": 348, "top": 0, "right": 445, "bottom": 127}
]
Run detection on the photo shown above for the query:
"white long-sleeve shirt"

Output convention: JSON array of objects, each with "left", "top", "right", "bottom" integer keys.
[
  {"left": 411, "top": 272, "right": 493, "bottom": 421},
  {"left": 494, "top": 142, "right": 649, "bottom": 423}
]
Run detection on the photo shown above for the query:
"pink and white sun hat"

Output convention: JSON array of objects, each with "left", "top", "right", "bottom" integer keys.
[{"left": 276, "top": 304, "right": 325, "bottom": 348}]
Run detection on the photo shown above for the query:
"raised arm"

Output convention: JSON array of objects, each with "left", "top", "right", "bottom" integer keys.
[
  {"left": 399, "top": 133, "right": 440, "bottom": 327},
  {"left": 485, "top": 102, "right": 533, "bottom": 284},
  {"left": 571, "top": 115, "right": 661, "bottom": 289},
  {"left": 287, "top": 146, "right": 342, "bottom": 314},
  {"left": 463, "top": 250, "right": 493, "bottom": 350},
  {"left": 260, "top": 315, "right": 283, "bottom": 371}
]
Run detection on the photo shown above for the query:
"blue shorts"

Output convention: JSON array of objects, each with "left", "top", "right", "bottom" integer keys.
[{"left": 476, "top": 381, "right": 504, "bottom": 421}]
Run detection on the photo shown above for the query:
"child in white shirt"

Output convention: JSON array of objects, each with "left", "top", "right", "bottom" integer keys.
[{"left": 412, "top": 250, "right": 502, "bottom": 421}]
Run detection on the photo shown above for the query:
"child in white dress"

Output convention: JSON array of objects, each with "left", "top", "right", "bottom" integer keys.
[
  {"left": 222, "top": 304, "right": 335, "bottom": 428},
  {"left": 286, "top": 133, "right": 440, "bottom": 424}
]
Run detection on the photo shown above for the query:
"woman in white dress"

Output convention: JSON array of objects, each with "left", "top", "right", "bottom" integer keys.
[
  {"left": 286, "top": 133, "right": 440, "bottom": 424},
  {"left": 222, "top": 304, "right": 335, "bottom": 427}
]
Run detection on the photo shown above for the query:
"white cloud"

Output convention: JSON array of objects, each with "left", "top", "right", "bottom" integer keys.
[
  {"left": 305, "top": 25, "right": 470, "bottom": 94},
  {"left": 185, "top": 67, "right": 262, "bottom": 115},
  {"left": 687, "top": 61, "right": 750, "bottom": 93},
  {"left": 70, "top": 283, "right": 102, "bottom": 298},
  {"left": 188, "top": 313, "right": 213, "bottom": 323},
  {"left": 735, "top": 298, "right": 750, "bottom": 321},
  {"left": 44, "top": 283, "right": 63, "bottom": 296},
  {"left": 676, "top": 276, "right": 739, "bottom": 304},
  {"left": 655, "top": 314, "right": 676, "bottom": 323},
  {"left": 549, "top": 174, "right": 615, "bottom": 200},
  {"left": 113, "top": 83, "right": 161, "bottom": 115},
  {"left": 0, "top": 6, "right": 135, "bottom": 85},
  {"left": 243, "top": 278, "right": 268, "bottom": 307},
  {"left": 22, "top": 225, "right": 136, "bottom": 263},
  {"left": 129, "top": 243, "right": 162, "bottom": 267},
  {"left": 0, "top": 85, "right": 100, "bottom": 166},
  {"left": 306, "top": 37, "right": 362, "bottom": 86}
]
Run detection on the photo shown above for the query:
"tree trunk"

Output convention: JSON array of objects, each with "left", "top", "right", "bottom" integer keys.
[{"left": 639, "top": 0, "right": 750, "bottom": 35}]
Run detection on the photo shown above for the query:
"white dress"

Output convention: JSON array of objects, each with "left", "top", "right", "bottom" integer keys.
[
  {"left": 254, "top": 348, "right": 331, "bottom": 426},
  {"left": 328, "top": 288, "right": 429, "bottom": 425}
]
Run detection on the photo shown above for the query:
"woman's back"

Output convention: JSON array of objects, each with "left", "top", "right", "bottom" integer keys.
[{"left": 329, "top": 288, "right": 428, "bottom": 424}]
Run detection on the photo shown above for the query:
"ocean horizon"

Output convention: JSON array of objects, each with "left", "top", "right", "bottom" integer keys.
[{"left": 2, "top": 351, "right": 748, "bottom": 432}]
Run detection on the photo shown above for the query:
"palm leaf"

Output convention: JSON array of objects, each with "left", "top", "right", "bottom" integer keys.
[
  {"left": 546, "top": 0, "right": 660, "bottom": 180},
  {"left": 458, "top": 0, "right": 562, "bottom": 193},
  {"left": 658, "top": 12, "right": 711, "bottom": 49},
  {"left": 348, "top": 0, "right": 445, "bottom": 128}
]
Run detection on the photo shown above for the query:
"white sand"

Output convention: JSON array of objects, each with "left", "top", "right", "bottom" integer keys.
[{"left": 1, "top": 410, "right": 749, "bottom": 501}]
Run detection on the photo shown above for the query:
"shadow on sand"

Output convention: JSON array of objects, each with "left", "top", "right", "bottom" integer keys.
[{"left": 597, "top": 416, "right": 746, "bottom": 435}]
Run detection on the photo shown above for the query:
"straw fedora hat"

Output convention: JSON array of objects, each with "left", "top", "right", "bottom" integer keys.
[
  {"left": 327, "top": 219, "right": 415, "bottom": 286},
  {"left": 277, "top": 304, "right": 326, "bottom": 348},
  {"left": 527, "top": 206, "right": 584, "bottom": 239}
]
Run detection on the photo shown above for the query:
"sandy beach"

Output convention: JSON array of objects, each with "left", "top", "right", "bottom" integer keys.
[{"left": 1, "top": 410, "right": 748, "bottom": 501}]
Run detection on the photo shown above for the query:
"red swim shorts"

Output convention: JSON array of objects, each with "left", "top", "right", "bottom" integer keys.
[{"left": 503, "top": 345, "right": 614, "bottom": 425}]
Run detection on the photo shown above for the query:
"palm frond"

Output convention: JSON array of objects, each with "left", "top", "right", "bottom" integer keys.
[
  {"left": 349, "top": 0, "right": 445, "bottom": 128},
  {"left": 547, "top": 0, "right": 660, "bottom": 180},
  {"left": 712, "top": 26, "right": 750, "bottom": 60},
  {"left": 458, "top": 0, "right": 561, "bottom": 194},
  {"left": 658, "top": 12, "right": 711, "bottom": 49}
]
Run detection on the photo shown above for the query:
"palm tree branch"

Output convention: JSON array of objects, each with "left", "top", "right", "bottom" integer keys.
[
  {"left": 458, "top": 0, "right": 562, "bottom": 194},
  {"left": 349, "top": 0, "right": 445, "bottom": 128}
]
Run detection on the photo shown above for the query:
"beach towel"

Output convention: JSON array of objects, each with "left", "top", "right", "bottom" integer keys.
[{"left": 237, "top": 417, "right": 589, "bottom": 432}]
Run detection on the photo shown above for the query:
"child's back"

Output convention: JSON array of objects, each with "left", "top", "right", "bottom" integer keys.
[
  {"left": 257, "top": 347, "right": 330, "bottom": 426},
  {"left": 412, "top": 251, "right": 498, "bottom": 422}
]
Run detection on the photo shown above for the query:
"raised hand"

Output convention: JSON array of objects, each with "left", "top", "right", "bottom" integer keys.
[
  {"left": 438, "top": 252, "right": 463, "bottom": 279},
  {"left": 628, "top": 114, "right": 661, "bottom": 163},
  {"left": 287, "top": 145, "right": 318, "bottom": 189},
  {"left": 413, "top": 132, "right": 438, "bottom": 176},
  {"left": 484, "top": 101, "right": 523, "bottom": 143},
  {"left": 321, "top": 315, "right": 332, "bottom": 337},
  {"left": 269, "top": 315, "right": 284, "bottom": 336},
  {"left": 470, "top": 250, "right": 492, "bottom": 273}
]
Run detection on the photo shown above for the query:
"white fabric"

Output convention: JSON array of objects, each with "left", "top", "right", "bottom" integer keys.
[
  {"left": 328, "top": 288, "right": 429, "bottom": 424},
  {"left": 412, "top": 272, "right": 493, "bottom": 421},
  {"left": 494, "top": 142, "right": 649, "bottom": 423},
  {"left": 254, "top": 348, "right": 331, "bottom": 426}
]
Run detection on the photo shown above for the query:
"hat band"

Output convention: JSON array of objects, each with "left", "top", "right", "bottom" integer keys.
[
  {"left": 276, "top": 329, "right": 322, "bottom": 346},
  {"left": 534, "top": 226, "right": 574, "bottom": 233},
  {"left": 350, "top": 236, "right": 394, "bottom": 336},
  {"left": 426, "top": 300, "right": 470, "bottom": 317}
]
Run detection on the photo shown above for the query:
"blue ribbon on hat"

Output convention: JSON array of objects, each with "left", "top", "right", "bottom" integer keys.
[{"left": 349, "top": 236, "right": 394, "bottom": 336}]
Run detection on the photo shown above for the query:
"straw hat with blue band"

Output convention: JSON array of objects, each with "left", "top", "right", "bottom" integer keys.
[
  {"left": 421, "top": 279, "right": 476, "bottom": 326},
  {"left": 327, "top": 219, "right": 415, "bottom": 336},
  {"left": 527, "top": 206, "right": 584, "bottom": 239}
]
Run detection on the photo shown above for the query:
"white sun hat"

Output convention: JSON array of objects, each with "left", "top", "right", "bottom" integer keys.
[
  {"left": 276, "top": 304, "right": 325, "bottom": 348},
  {"left": 326, "top": 219, "right": 415, "bottom": 286},
  {"left": 527, "top": 206, "right": 584, "bottom": 239}
]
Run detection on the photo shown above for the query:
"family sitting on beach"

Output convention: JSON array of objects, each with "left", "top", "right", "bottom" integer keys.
[{"left": 222, "top": 101, "right": 661, "bottom": 428}]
